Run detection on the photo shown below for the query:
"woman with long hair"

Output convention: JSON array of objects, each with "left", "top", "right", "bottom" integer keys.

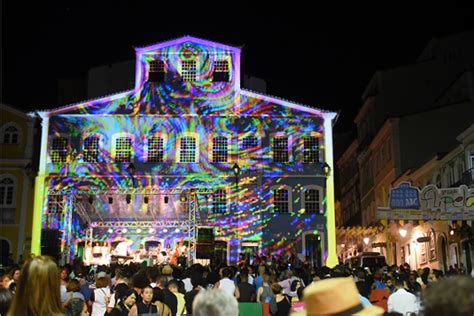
[
  {"left": 108, "top": 288, "right": 137, "bottom": 316},
  {"left": 7, "top": 255, "right": 64, "bottom": 316}
]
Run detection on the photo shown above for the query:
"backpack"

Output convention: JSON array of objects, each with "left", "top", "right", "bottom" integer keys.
[{"left": 260, "top": 286, "right": 277, "bottom": 315}]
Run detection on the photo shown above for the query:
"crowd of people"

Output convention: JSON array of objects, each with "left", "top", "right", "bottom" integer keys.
[{"left": 0, "top": 253, "right": 473, "bottom": 315}]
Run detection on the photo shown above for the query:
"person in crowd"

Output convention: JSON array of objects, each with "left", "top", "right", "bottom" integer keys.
[
  {"left": 192, "top": 288, "right": 239, "bottom": 316},
  {"left": 236, "top": 272, "right": 256, "bottom": 302},
  {"left": 290, "top": 286, "right": 305, "bottom": 314},
  {"left": 184, "top": 273, "right": 205, "bottom": 315},
  {"left": 65, "top": 278, "right": 86, "bottom": 303},
  {"left": 7, "top": 255, "right": 64, "bottom": 316},
  {"left": 156, "top": 275, "right": 178, "bottom": 316},
  {"left": 90, "top": 276, "right": 112, "bottom": 316},
  {"left": 253, "top": 264, "right": 267, "bottom": 290},
  {"left": 0, "top": 288, "right": 13, "bottom": 315},
  {"left": 272, "top": 283, "right": 291, "bottom": 316},
  {"left": 216, "top": 267, "right": 236, "bottom": 297},
  {"left": 257, "top": 273, "right": 277, "bottom": 315},
  {"left": 422, "top": 276, "right": 474, "bottom": 316},
  {"left": 65, "top": 297, "right": 89, "bottom": 316},
  {"left": 385, "top": 277, "right": 395, "bottom": 294},
  {"left": 8, "top": 267, "right": 20, "bottom": 294},
  {"left": 129, "top": 285, "right": 158, "bottom": 316},
  {"left": 387, "top": 276, "right": 419, "bottom": 315},
  {"left": 60, "top": 266, "right": 71, "bottom": 304},
  {"left": 152, "top": 287, "right": 172, "bottom": 316},
  {"left": 0, "top": 274, "right": 11, "bottom": 290},
  {"left": 168, "top": 279, "right": 186, "bottom": 315},
  {"left": 355, "top": 270, "right": 372, "bottom": 299},
  {"left": 109, "top": 288, "right": 137, "bottom": 316}
]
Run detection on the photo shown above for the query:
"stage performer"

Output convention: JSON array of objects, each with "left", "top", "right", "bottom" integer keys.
[
  {"left": 84, "top": 241, "right": 93, "bottom": 266},
  {"left": 92, "top": 242, "right": 102, "bottom": 265},
  {"left": 101, "top": 241, "right": 110, "bottom": 265},
  {"left": 114, "top": 240, "right": 131, "bottom": 257}
]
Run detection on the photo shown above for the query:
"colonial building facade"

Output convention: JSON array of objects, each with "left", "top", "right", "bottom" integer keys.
[
  {"left": 0, "top": 103, "right": 38, "bottom": 264},
  {"left": 31, "top": 36, "right": 338, "bottom": 265}
]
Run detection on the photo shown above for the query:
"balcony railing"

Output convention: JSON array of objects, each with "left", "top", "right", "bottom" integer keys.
[{"left": 451, "top": 168, "right": 474, "bottom": 187}]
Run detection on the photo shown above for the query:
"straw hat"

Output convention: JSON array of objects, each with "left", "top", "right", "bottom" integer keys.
[
  {"left": 291, "top": 277, "right": 384, "bottom": 316},
  {"left": 162, "top": 264, "right": 173, "bottom": 275}
]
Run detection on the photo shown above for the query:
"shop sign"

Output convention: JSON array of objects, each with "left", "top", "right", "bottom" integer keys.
[{"left": 377, "top": 182, "right": 474, "bottom": 220}]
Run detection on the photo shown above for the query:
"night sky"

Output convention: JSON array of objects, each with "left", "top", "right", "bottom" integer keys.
[{"left": 3, "top": 2, "right": 474, "bottom": 132}]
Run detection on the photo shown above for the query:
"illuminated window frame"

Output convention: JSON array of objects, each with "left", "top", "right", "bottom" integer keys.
[
  {"left": 50, "top": 134, "right": 69, "bottom": 164},
  {"left": 271, "top": 185, "right": 292, "bottom": 213},
  {"left": 302, "top": 135, "right": 321, "bottom": 163},
  {"left": 271, "top": 134, "right": 291, "bottom": 163},
  {"left": 212, "top": 60, "right": 230, "bottom": 82},
  {"left": 82, "top": 134, "right": 102, "bottom": 163},
  {"left": 181, "top": 60, "right": 197, "bottom": 82},
  {"left": 302, "top": 185, "right": 323, "bottom": 214},
  {"left": 148, "top": 60, "right": 166, "bottom": 82},
  {"left": 212, "top": 136, "right": 228, "bottom": 163},
  {"left": 212, "top": 188, "right": 227, "bottom": 214},
  {"left": 112, "top": 133, "right": 134, "bottom": 163},
  {"left": 146, "top": 134, "right": 166, "bottom": 163},
  {"left": 1, "top": 123, "right": 21, "bottom": 145},
  {"left": 177, "top": 133, "right": 199, "bottom": 163}
]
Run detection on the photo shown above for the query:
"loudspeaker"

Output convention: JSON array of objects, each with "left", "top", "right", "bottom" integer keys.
[
  {"left": 41, "top": 229, "right": 61, "bottom": 261},
  {"left": 196, "top": 227, "right": 215, "bottom": 259}
]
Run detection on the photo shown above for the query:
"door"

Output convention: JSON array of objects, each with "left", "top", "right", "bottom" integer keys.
[
  {"left": 440, "top": 236, "right": 448, "bottom": 272},
  {"left": 0, "top": 240, "right": 10, "bottom": 265},
  {"left": 304, "top": 234, "right": 322, "bottom": 268},
  {"left": 462, "top": 240, "right": 472, "bottom": 274}
]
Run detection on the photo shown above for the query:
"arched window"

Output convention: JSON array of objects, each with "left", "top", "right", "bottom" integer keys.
[
  {"left": 271, "top": 185, "right": 292, "bottom": 213},
  {"left": 302, "top": 185, "right": 324, "bottom": 214},
  {"left": 83, "top": 134, "right": 101, "bottom": 162},
  {"left": 112, "top": 134, "right": 133, "bottom": 163},
  {"left": 212, "top": 188, "right": 227, "bottom": 214},
  {"left": 0, "top": 177, "right": 15, "bottom": 207},
  {"left": 212, "top": 136, "right": 228, "bottom": 163},
  {"left": 1, "top": 124, "right": 20, "bottom": 144},
  {"left": 178, "top": 134, "right": 199, "bottom": 163},
  {"left": 428, "top": 229, "right": 437, "bottom": 261}
]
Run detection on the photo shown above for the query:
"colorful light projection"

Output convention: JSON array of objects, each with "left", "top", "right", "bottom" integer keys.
[{"left": 31, "top": 36, "right": 337, "bottom": 265}]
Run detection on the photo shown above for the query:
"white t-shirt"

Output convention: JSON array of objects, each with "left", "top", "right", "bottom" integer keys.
[
  {"left": 387, "top": 288, "right": 419, "bottom": 315},
  {"left": 219, "top": 278, "right": 236, "bottom": 297},
  {"left": 92, "top": 287, "right": 111, "bottom": 316}
]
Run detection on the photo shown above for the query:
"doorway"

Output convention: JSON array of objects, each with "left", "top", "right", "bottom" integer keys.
[
  {"left": 304, "top": 233, "right": 322, "bottom": 268},
  {"left": 0, "top": 239, "right": 10, "bottom": 266},
  {"left": 438, "top": 235, "right": 448, "bottom": 272},
  {"left": 461, "top": 240, "right": 472, "bottom": 273}
]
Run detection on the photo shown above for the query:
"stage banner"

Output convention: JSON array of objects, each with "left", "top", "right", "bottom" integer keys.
[{"left": 377, "top": 182, "right": 474, "bottom": 221}]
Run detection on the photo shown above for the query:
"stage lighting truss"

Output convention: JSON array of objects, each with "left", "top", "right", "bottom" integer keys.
[{"left": 46, "top": 187, "right": 215, "bottom": 265}]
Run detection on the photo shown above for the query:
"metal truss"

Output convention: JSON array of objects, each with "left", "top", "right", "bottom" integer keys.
[{"left": 44, "top": 187, "right": 215, "bottom": 265}]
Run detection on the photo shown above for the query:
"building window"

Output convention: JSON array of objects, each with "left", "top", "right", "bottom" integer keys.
[
  {"left": 179, "top": 136, "right": 197, "bottom": 163},
  {"left": 182, "top": 60, "right": 197, "bottom": 82},
  {"left": 83, "top": 135, "right": 100, "bottom": 162},
  {"left": 272, "top": 136, "right": 289, "bottom": 163},
  {"left": 0, "top": 177, "right": 15, "bottom": 207},
  {"left": 304, "top": 187, "right": 322, "bottom": 214},
  {"left": 273, "top": 188, "right": 290, "bottom": 213},
  {"left": 212, "top": 60, "right": 230, "bottom": 82},
  {"left": 148, "top": 60, "right": 165, "bottom": 82},
  {"left": 47, "top": 195, "right": 65, "bottom": 215},
  {"left": 147, "top": 136, "right": 164, "bottom": 162},
  {"left": 2, "top": 125, "right": 19, "bottom": 144},
  {"left": 115, "top": 137, "right": 132, "bottom": 163},
  {"left": 212, "top": 136, "right": 228, "bottom": 163},
  {"left": 303, "top": 137, "right": 320, "bottom": 163},
  {"left": 51, "top": 137, "right": 69, "bottom": 163},
  {"left": 212, "top": 189, "right": 227, "bottom": 214},
  {"left": 241, "top": 136, "right": 259, "bottom": 150}
]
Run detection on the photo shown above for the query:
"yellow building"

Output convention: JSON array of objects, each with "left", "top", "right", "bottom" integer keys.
[{"left": 0, "top": 103, "right": 37, "bottom": 265}]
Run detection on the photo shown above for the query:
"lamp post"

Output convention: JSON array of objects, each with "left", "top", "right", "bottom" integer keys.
[
  {"left": 232, "top": 163, "right": 241, "bottom": 189},
  {"left": 127, "top": 163, "right": 137, "bottom": 188},
  {"left": 232, "top": 162, "right": 241, "bottom": 263}
]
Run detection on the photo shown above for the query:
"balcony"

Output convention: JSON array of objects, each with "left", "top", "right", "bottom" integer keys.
[{"left": 452, "top": 168, "right": 474, "bottom": 187}]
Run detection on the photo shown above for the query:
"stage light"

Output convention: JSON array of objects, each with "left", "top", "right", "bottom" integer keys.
[
  {"left": 126, "top": 194, "right": 131, "bottom": 204},
  {"left": 88, "top": 195, "right": 94, "bottom": 204},
  {"left": 180, "top": 195, "right": 187, "bottom": 202},
  {"left": 164, "top": 196, "right": 169, "bottom": 204},
  {"left": 144, "top": 196, "right": 149, "bottom": 204},
  {"left": 149, "top": 228, "right": 155, "bottom": 234},
  {"left": 363, "top": 237, "right": 369, "bottom": 245},
  {"left": 108, "top": 197, "right": 113, "bottom": 204},
  {"left": 107, "top": 228, "right": 113, "bottom": 234},
  {"left": 137, "top": 228, "right": 142, "bottom": 233},
  {"left": 122, "top": 228, "right": 128, "bottom": 233},
  {"left": 163, "top": 228, "right": 168, "bottom": 233},
  {"left": 175, "top": 228, "right": 180, "bottom": 233}
]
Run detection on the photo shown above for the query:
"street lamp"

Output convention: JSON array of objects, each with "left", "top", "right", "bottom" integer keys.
[
  {"left": 363, "top": 237, "right": 370, "bottom": 245},
  {"left": 323, "top": 162, "right": 331, "bottom": 177},
  {"left": 232, "top": 163, "right": 241, "bottom": 188}
]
